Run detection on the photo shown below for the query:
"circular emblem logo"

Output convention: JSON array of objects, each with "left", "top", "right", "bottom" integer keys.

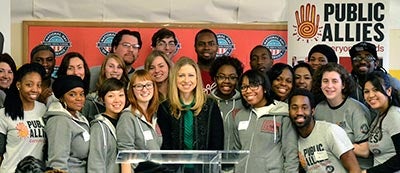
[
  {"left": 216, "top": 33, "right": 235, "bottom": 57},
  {"left": 42, "top": 31, "right": 71, "bottom": 57},
  {"left": 262, "top": 35, "right": 287, "bottom": 60},
  {"left": 326, "top": 165, "right": 335, "bottom": 173},
  {"left": 172, "top": 37, "right": 182, "bottom": 57},
  {"left": 97, "top": 32, "right": 116, "bottom": 56}
]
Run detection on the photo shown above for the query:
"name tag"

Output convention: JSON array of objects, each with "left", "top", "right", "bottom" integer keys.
[
  {"left": 143, "top": 130, "right": 154, "bottom": 141},
  {"left": 82, "top": 131, "right": 90, "bottom": 142},
  {"left": 314, "top": 150, "right": 329, "bottom": 161},
  {"left": 238, "top": 121, "right": 249, "bottom": 130}
]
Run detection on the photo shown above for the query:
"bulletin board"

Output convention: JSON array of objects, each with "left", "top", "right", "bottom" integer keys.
[{"left": 23, "top": 21, "right": 287, "bottom": 70}]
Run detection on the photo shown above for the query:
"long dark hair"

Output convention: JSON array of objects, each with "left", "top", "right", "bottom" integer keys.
[
  {"left": 364, "top": 71, "right": 400, "bottom": 107},
  {"left": 4, "top": 63, "right": 45, "bottom": 120},
  {"left": 0, "top": 53, "right": 17, "bottom": 90},
  {"left": 56, "top": 52, "right": 91, "bottom": 94}
]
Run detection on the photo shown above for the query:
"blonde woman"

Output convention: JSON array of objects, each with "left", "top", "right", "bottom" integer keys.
[
  {"left": 144, "top": 50, "right": 172, "bottom": 102},
  {"left": 157, "top": 57, "right": 224, "bottom": 172}
]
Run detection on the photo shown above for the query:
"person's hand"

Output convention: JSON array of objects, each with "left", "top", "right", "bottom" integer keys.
[
  {"left": 38, "top": 87, "right": 52, "bottom": 104},
  {"left": 295, "top": 3, "right": 320, "bottom": 39},
  {"left": 361, "top": 170, "right": 367, "bottom": 173}
]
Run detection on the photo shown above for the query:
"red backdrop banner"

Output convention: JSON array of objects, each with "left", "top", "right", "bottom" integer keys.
[{"left": 24, "top": 21, "right": 288, "bottom": 71}]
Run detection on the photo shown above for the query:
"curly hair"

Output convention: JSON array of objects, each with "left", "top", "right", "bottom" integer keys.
[
  {"left": 209, "top": 55, "right": 244, "bottom": 79},
  {"left": 312, "top": 63, "right": 355, "bottom": 103}
]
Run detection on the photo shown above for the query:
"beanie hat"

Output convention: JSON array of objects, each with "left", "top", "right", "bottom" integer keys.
[
  {"left": 52, "top": 75, "right": 85, "bottom": 99},
  {"left": 349, "top": 41, "right": 378, "bottom": 60},
  {"left": 307, "top": 44, "right": 338, "bottom": 63}
]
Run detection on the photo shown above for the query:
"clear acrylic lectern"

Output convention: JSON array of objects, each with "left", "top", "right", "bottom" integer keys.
[{"left": 116, "top": 150, "right": 249, "bottom": 172}]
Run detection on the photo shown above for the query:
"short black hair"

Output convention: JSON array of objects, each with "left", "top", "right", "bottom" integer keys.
[
  {"left": 293, "top": 62, "right": 314, "bottom": 76},
  {"left": 209, "top": 55, "right": 244, "bottom": 78},
  {"left": 151, "top": 28, "right": 177, "bottom": 48},
  {"left": 249, "top": 45, "right": 272, "bottom": 60},
  {"left": 98, "top": 78, "right": 126, "bottom": 102},
  {"left": 30, "top": 44, "right": 55, "bottom": 61},
  {"left": 111, "top": 29, "right": 142, "bottom": 52},
  {"left": 289, "top": 88, "right": 316, "bottom": 109},
  {"left": 194, "top": 29, "right": 218, "bottom": 46}
]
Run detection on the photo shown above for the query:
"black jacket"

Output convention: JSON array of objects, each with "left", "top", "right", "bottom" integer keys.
[{"left": 157, "top": 97, "right": 224, "bottom": 151}]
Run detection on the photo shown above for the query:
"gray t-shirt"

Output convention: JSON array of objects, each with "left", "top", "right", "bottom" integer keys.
[
  {"left": 368, "top": 106, "right": 400, "bottom": 167},
  {"left": 315, "top": 97, "right": 372, "bottom": 169},
  {"left": 298, "top": 121, "right": 353, "bottom": 173}
]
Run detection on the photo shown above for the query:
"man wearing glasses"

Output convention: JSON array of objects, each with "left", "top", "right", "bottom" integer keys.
[
  {"left": 349, "top": 41, "right": 400, "bottom": 103},
  {"left": 151, "top": 28, "right": 178, "bottom": 60},
  {"left": 90, "top": 29, "right": 142, "bottom": 91}
]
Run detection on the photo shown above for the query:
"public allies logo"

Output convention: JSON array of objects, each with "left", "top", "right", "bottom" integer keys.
[
  {"left": 262, "top": 35, "right": 287, "bottom": 60},
  {"left": 293, "top": 3, "right": 323, "bottom": 43},
  {"left": 42, "top": 31, "right": 71, "bottom": 56},
  {"left": 97, "top": 32, "right": 116, "bottom": 56},
  {"left": 216, "top": 33, "right": 235, "bottom": 57}
]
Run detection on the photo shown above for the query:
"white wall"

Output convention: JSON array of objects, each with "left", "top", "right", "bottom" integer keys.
[
  {"left": 9, "top": 0, "right": 400, "bottom": 76},
  {"left": 1, "top": 0, "right": 11, "bottom": 54}
]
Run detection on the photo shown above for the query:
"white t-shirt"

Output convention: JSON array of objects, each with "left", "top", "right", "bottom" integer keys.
[
  {"left": 298, "top": 121, "right": 353, "bottom": 173},
  {"left": 0, "top": 101, "right": 47, "bottom": 173}
]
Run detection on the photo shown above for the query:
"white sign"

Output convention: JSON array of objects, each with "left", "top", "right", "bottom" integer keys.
[{"left": 288, "top": 1, "right": 389, "bottom": 69}]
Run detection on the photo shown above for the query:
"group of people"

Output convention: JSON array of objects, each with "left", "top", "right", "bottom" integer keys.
[{"left": 0, "top": 26, "right": 398, "bottom": 173}]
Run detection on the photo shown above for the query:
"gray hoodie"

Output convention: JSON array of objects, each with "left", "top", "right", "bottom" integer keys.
[
  {"left": 210, "top": 89, "right": 243, "bottom": 151},
  {"left": 82, "top": 92, "right": 105, "bottom": 122},
  {"left": 43, "top": 102, "right": 90, "bottom": 173},
  {"left": 87, "top": 114, "right": 120, "bottom": 173},
  {"left": 116, "top": 107, "right": 163, "bottom": 170},
  {"left": 232, "top": 100, "right": 298, "bottom": 173}
]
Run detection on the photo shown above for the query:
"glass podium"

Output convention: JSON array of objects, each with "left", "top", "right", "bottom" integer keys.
[{"left": 116, "top": 150, "right": 249, "bottom": 172}]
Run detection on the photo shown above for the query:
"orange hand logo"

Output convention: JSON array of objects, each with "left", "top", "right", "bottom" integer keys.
[
  {"left": 295, "top": 3, "right": 320, "bottom": 39},
  {"left": 16, "top": 122, "right": 29, "bottom": 138}
]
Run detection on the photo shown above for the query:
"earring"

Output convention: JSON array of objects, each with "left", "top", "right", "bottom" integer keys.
[{"left": 63, "top": 102, "right": 68, "bottom": 109}]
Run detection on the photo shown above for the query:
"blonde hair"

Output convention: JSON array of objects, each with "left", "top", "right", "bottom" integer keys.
[
  {"left": 127, "top": 69, "right": 159, "bottom": 122},
  {"left": 168, "top": 57, "right": 206, "bottom": 118},
  {"left": 96, "top": 53, "right": 129, "bottom": 90},
  {"left": 144, "top": 50, "right": 172, "bottom": 101},
  {"left": 144, "top": 50, "right": 173, "bottom": 73}
]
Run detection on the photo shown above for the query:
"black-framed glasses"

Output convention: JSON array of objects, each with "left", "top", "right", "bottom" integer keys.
[
  {"left": 240, "top": 83, "right": 260, "bottom": 91},
  {"left": 132, "top": 83, "right": 154, "bottom": 91},
  {"left": 352, "top": 55, "right": 375, "bottom": 62},
  {"left": 216, "top": 75, "right": 238, "bottom": 82},
  {"left": 120, "top": 42, "right": 140, "bottom": 49}
]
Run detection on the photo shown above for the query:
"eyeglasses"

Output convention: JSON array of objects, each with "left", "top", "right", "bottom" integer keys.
[
  {"left": 120, "top": 42, "right": 140, "bottom": 49},
  {"left": 240, "top": 83, "right": 260, "bottom": 91},
  {"left": 216, "top": 75, "right": 238, "bottom": 82},
  {"left": 352, "top": 55, "right": 375, "bottom": 62},
  {"left": 156, "top": 41, "right": 176, "bottom": 48},
  {"left": 132, "top": 82, "right": 154, "bottom": 91}
]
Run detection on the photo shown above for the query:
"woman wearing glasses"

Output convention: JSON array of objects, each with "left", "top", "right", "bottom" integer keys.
[
  {"left": 232, "top": 69, "right": 298, "bottom": 173},
  {"left": 209, "top": 56, "right": 243, "bottom": 146},
  {"left": 157, "top": 57, "right": 224, "bottom": 173},
  {"left": 116, "top": 69, "right": 162, "bottom": 173},
  {"left": 82, "top": 54, "right": 129, "bottom": 122}
]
